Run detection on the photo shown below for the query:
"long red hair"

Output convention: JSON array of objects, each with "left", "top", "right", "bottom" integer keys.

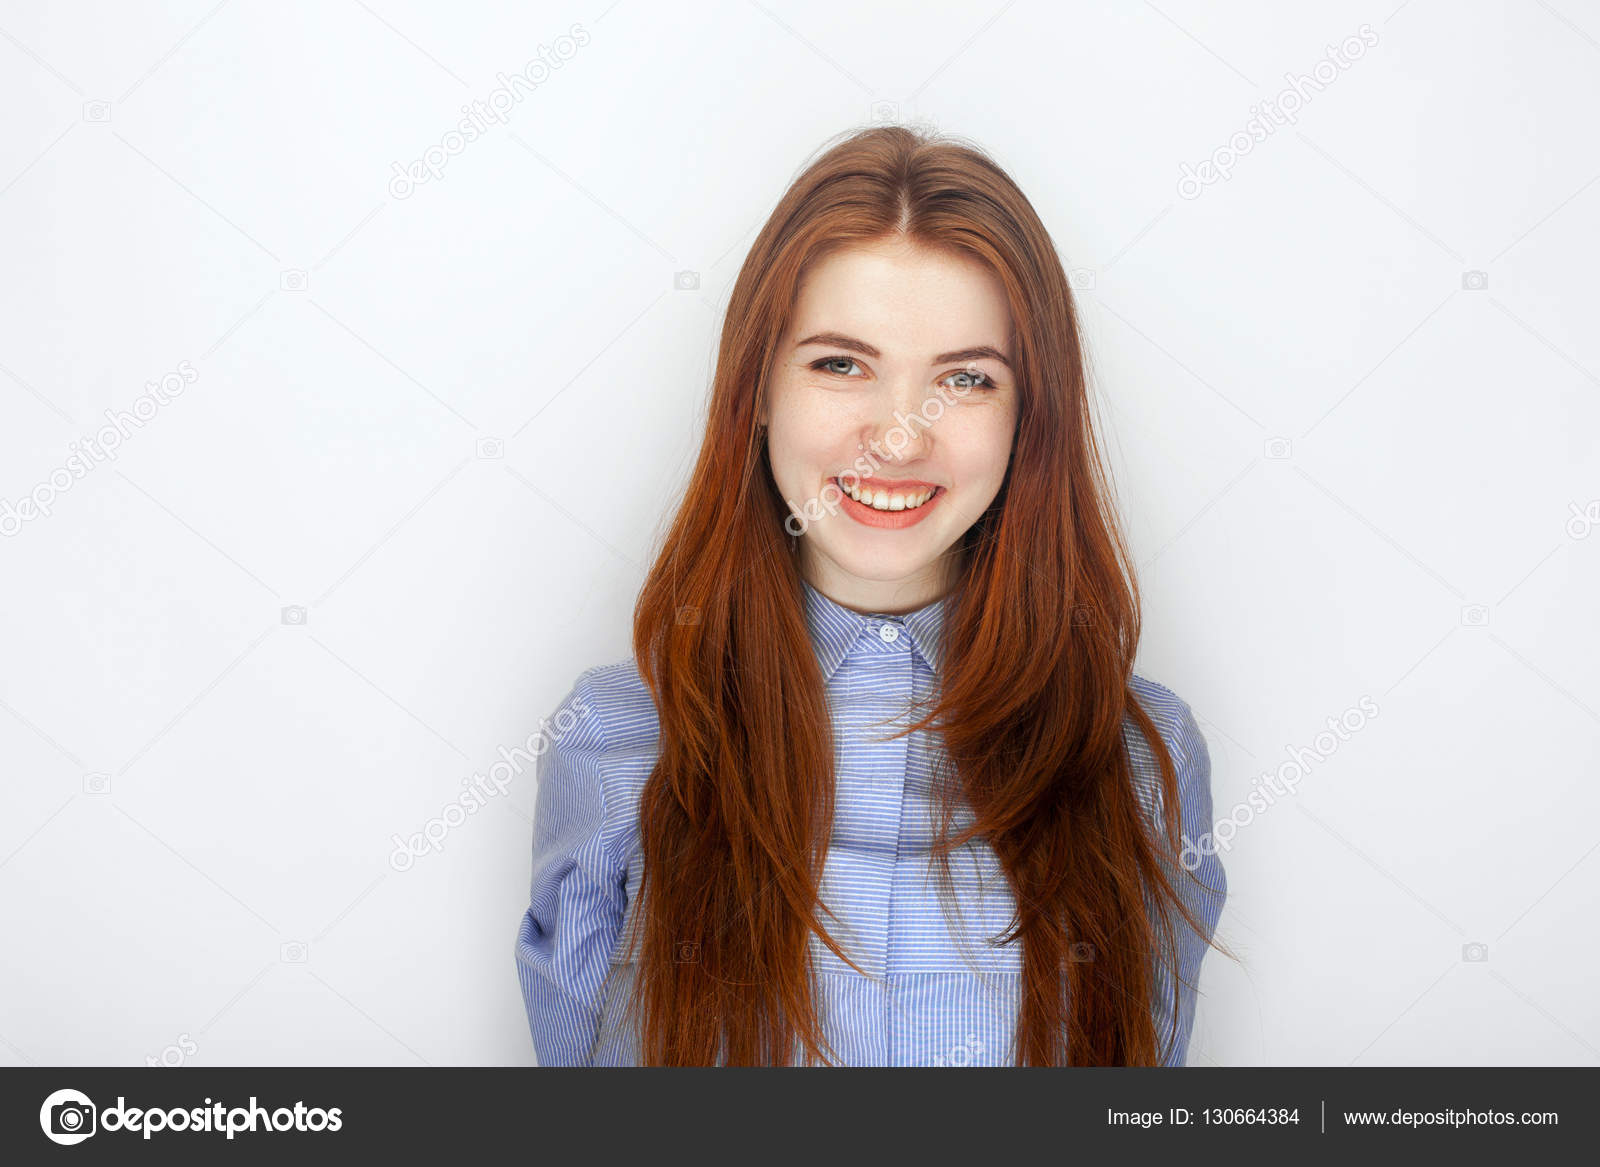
[{"left": 623, "top": 124, "right": 1229, "bottom": 1064}]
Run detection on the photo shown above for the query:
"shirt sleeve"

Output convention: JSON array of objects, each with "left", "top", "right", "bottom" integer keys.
[
  {"left": 514, "top": 670, "right": 629, "bottom": 1066},
  {"left": 1150, "top": 697, "right": 1227, "bottom": 1067}
]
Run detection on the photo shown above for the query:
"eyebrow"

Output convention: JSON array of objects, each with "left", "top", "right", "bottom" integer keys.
[{"left": 794, "top": 331, "right": 1013, "bottom": 370}]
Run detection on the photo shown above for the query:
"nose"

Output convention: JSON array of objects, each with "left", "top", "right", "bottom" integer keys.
[{"left": 863, "top": 377, "right": 935, "bottom": 464}]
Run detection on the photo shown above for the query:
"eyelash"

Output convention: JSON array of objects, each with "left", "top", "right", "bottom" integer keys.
[{"left": 809, "top": 355, "right": 997, "bottom": 391}]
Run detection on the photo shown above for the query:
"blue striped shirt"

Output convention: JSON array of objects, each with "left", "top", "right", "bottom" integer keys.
[{"left": 516, "top": 579, "right": 1226, "bottom": 1065}]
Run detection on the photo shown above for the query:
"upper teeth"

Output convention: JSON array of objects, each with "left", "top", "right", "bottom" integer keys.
[{"left": 839, "top": 479, "right": 935, "bottom": 511}]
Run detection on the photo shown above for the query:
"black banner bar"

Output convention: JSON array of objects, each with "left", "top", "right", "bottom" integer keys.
[{"left": 4, "top": 1067, "right": 1591, "bottom": 1160}]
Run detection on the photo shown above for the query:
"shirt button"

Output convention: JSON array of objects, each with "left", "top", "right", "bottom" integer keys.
[{"left": 878, "top": 623, "right": 900, "bottom": 643}]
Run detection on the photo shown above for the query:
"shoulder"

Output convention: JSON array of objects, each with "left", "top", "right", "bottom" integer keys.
[
  {"left": 562, "top": 656, "right": 660, "bottom": 748},
  {"left": 1126, "top": 673, "right": 1207, "bottom": 774},
  {"left": 539, "top": 657, "right": 660, "bottom": 841},
  {"left": 1124, "top": 673, "right": 1213, "bottom": 823}
]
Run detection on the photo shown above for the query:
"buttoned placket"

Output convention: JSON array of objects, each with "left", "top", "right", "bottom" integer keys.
[
  {"left": 841, "top": 613, "right": 915, "bottom": 1064},
  {"left": 798, "top": 581, "right": 955, "bottom": 1065}
]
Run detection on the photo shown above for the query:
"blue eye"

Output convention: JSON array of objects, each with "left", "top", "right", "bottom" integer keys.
[
  {"left": 811, "top": 355, "right": 998, "bottom": 391},
  {"left": 812, "top": 355, "right": 864, "bottom": 377},
  {"left": 944, "top": 369, "right": 994, "bottom": 391}
]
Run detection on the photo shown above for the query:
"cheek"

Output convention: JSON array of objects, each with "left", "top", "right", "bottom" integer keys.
[
  {"left": 767, "top": 387, "right": 858, "bottom": 477},
  {"left": 940, "top": 403, "right": 1016, "bottom": 484}
]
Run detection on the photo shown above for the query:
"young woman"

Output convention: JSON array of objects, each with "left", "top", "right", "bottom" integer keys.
[{"left": 515, "top": 125, "right": 1231, "bottom": 1066}]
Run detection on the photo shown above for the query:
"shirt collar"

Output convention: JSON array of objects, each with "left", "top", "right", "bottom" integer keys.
[{"left": 800, "top": 578, "right": 951, "bottom": 680}]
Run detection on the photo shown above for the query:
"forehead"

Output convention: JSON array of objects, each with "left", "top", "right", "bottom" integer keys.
[{"left": 790, "top": 239, "right": 1012, "bottom": 353}]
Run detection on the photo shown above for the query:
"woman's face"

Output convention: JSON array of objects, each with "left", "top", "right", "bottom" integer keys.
[{"left": 762, "top": 236, "right": 1019, "bottom": 615}]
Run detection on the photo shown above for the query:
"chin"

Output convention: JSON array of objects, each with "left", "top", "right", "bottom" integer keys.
[{"left": 826, "top": 542, "right": 938, "bottom": 582}]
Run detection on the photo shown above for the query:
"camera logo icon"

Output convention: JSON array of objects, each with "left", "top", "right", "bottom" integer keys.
[
  {"left": 82, "top": 101, "right": 111, "bottom": 123},
  {"left": 673, "top": 270, "right": 700, "bottom": 291},
  {"left": 1264, "top": 437, "right": 1293, "bottom": 460},
  {"left": 1067, "top": 267, "right": 1097, "bottom": 292},
  {"left": 675, "top": 605, "right": 700, "bottom": 626},
  {"left": 280, "top": 269, "right": 308, "bottom": 292},
  {"left": 1068, "top": 941, "right": 1096, "bottom": 963},
  {"left": 870, "top": 100, "right": 900, "bottom": 123},
  {"left": 475, "top": 437, "right": 504, "bottom": 459},
  {"left": 280, "top": 941, "right": 308, "bottom": 963},
  {"left": 281, "top": 605, "right": 307, "bottom": 626},
  {"left": 1462, "top": 942, "right": 1489, "bottom": 962},
  {"left": 83, "top": 772, "right": 111, "bottom": 795},
  {"left": 1461, "top": 270, "right": 1488, "bottom": 291},
  {"left": 40, "top": 1088, "right": 97, "bottom": 1145},
  {"left": 674, "top": 939, "right": 700, "bottom": 963},
  {"left": 1460, "top": 604, "right": 1489, "bottom": 627}
]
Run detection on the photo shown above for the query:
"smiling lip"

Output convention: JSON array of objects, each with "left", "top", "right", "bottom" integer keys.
[
  {"left": 843, "top": 476, "right": 939, "bottom": 493},
  {"left": 832, "top": 476, "right": 945, "bottom": 530}
]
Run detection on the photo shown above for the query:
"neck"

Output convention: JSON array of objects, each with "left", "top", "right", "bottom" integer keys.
[{"left": 799, "top": 545, "right": 961, "bottom": 615}]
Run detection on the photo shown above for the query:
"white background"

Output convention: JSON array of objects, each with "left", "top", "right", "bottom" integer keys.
[{"left": 1, "top": 0, "right": 1597, "bottom": 1067}]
